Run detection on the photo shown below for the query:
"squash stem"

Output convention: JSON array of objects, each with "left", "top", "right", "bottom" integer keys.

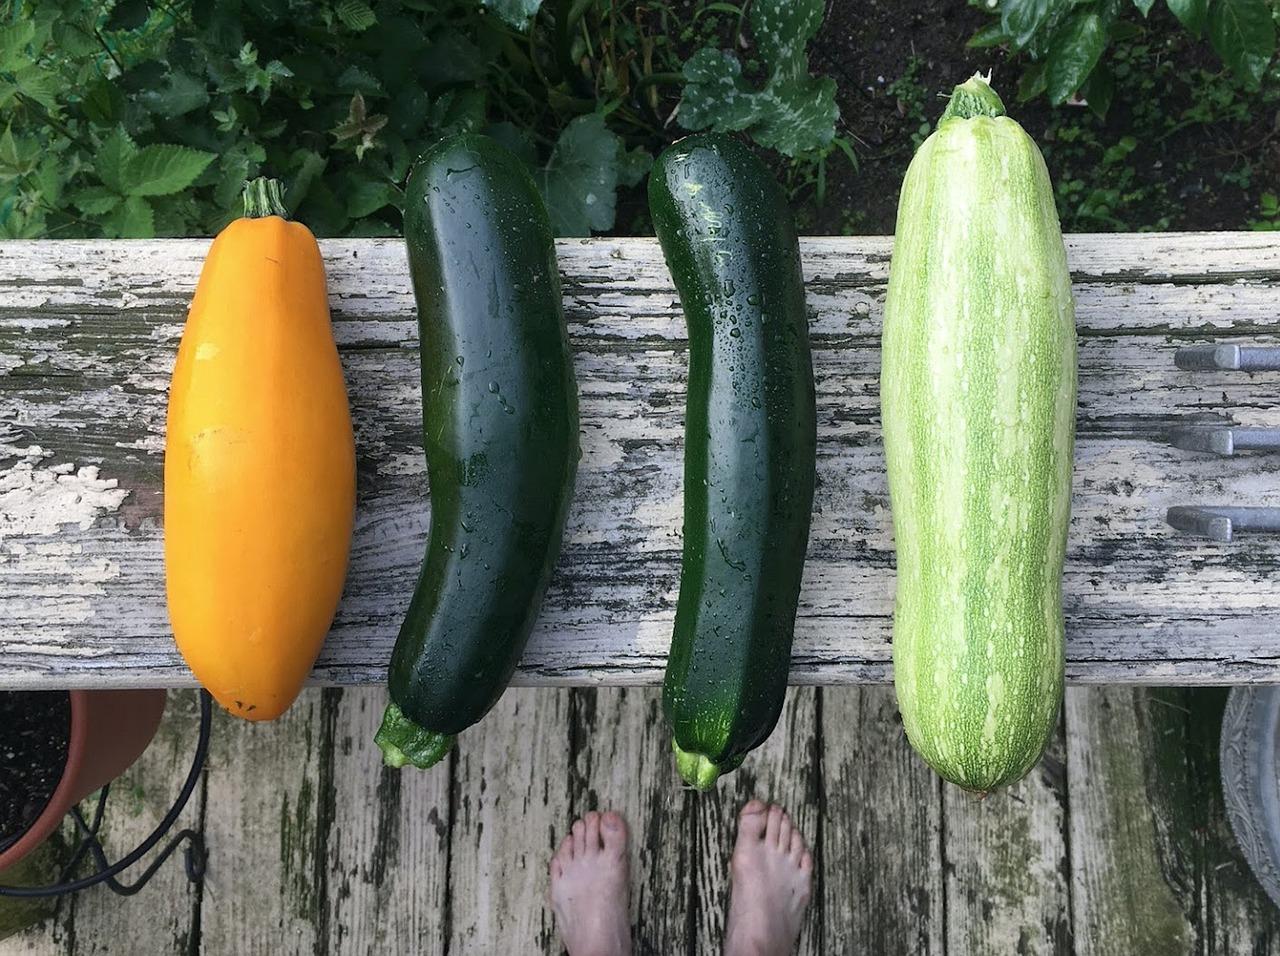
[
  {"left": 242, "top": 177, "right": 289, "bottom": 220},
  {"left": 375, "top": 702, "right": 456, "bottom": 770},
  {"left": 939, "top": 72, "right": 1006, "bottom": 124},
  {"left": 672, "top": 739, "right": 723, "bottom": 792}
]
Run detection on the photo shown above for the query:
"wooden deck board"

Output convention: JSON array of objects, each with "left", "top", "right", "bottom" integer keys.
[
  {"left": 5, "top": 234, "right": 1280, "bottom": 688},
  {"left": 567, "top": 687, "right": 693, "bottom": 956},
  {"left": 942, "top": 726, "right": 1071, "bottom": 955},
  {"left": 820, "top": 686, "right": 945, "bottom": 954},
  {"left": 2, "top": 686, "right": 1277, "bottom": 953}
]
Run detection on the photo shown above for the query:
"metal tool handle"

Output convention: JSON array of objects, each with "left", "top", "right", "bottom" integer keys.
[
  {"left": 1167, "top": 506, "right": 1280, "bottom": 542},
  {"left": 1169, "top": 426, "right": 1280, "bottom": 456},
  {"left": 1175, "top": 344, "right": 1280, "bottom": 372}
]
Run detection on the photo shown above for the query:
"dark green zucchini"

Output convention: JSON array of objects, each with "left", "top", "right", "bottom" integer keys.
[
  {"left": 376, "top": 134, "right": 579, "bottom": 769},
  {"left": 650, "top": 134, "right": 817, "bottom": 791}
]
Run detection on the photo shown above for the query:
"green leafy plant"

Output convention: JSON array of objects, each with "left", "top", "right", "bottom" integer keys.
[
  {"left": 972, "top": 0, "right": 1278, "bottom": 112},
  {"left": 0, "top": 0, "right": 849, "bottom": 241},
  {"left": 1251, "top": 191, "right": 1280, "bottom": 229},
  {"left": 886, "top": 55, "right": 932, "bottom": 152},
  {"left": 677, "top": 0, "right": 838, "bottom": 156}
]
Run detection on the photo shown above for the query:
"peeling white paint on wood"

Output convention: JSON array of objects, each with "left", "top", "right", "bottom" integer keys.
[{"left": 2, "top": 235, "right": 1280, "bottom": 688}]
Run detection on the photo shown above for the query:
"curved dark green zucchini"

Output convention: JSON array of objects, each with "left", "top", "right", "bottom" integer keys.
[
  {"left": 376, "top": 134, "right": 579, "bottom": 770},
  {"left": 650, "top": 134, "right": 817, "bottom": 791}
]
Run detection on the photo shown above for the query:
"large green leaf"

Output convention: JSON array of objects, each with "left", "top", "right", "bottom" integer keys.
[
  {"left": 95, "top": 128, "right": 137, "bottom": 195},
  {"left": 751, "top": 0, "right": 825, "bottom": 79},
  {"left": 1047, "top": 9, "right": 1109, "bottom": 105},
  {"left": 677, "top": 0, "right": 839, "bottom": 157},
  {"left": 123, "top": 145, "right": 215, "bottom": 196},
  {"left": 70, "top": 186, "right": 122, "bottom": 215},
  {"left": 481, "top": 0, "right": 542, "bottom": 30},
  {"left": 13, "top": 66, "right": 59, "bottom": 112},
  {"left": 105, "top": 195, "right": 155, "bottom": 238},
  {"left": 1166, "top": 0, "right": 1208, "bottom": 36},
  {"left": 1208, "top": 0, "right": 1276, "bottom": 87},
  {"left": 0, "top": 20, "right": 35, "bottom": 72},
  {"left": 748, "top": 76, "right": 839, "bottom": 156},
  {"left": 678, "top": 50, "right": 762, "bottom": 133},
  {"left": 537, "top": 114, "right": 620, "bottom": 237},
  {"left": 335, "top": 0, "right": 377, "bottom": 32},
  {"left": 1001, "top": 0, "right": 1057, "bottom": 47}
]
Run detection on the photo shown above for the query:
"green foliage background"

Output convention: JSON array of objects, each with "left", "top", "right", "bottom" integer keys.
[
  {"left": 0, "top": 0, "right": 845, "bottom": 239},
  {"left": 0, "top": 0, "right": 1276, "bottom": 239}
]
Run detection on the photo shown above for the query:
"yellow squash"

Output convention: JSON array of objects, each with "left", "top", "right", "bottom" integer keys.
[{"left": 165, "top": 178, "right": 355, "bottom": 721}]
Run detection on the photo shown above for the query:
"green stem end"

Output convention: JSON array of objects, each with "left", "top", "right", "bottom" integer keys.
[
  {"left": 242, "top": 177, "right": 289, "bottom": 220},
  {"left": 375, "top": 702, "right": 456, "bottom": 770},
  {"left": 673, "top": 739, "right": 728, "bottom": 792},
  {"left": 940, "top": 72, "right": 1007, "bottom": 124}
]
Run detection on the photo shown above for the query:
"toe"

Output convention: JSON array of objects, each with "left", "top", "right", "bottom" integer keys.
[
  {"left": 765, "top": 804, "right": 784, "bottom": 845},
  {"left": 556, "top": 833, "right": 574, "bottom": 863},
  {"left": 601, "top": 811, "right": 628, "bottom": 856},
  {"left": 572, "top": 819, "right": 586, "bottom": 856},
  {"left": 790, "top": 831, "right": 806, "bottom": 863},
  {"left": 775, "top": 809, "right": 792, "bottom": 850},
  {"left": 549, "top": 857, "right": 562, "bottom": 881},
  {"left": 800, "top": 850, "right": 814, "bottom": 874},
  {"left": 584, "top": 811, "right": 602, "bottom": 853},
  {"left": 738, "top": 800, "right": 768, "bottom": 841}
]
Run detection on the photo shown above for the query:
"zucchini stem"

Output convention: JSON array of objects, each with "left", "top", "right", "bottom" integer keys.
[
  {"left": 375, "top": 702, "right": 456, "bottom": 769},
  {"left": 940, "top": 72, "right": 1006, "bottom": 124},
  {"left": 673, "top": 739, "right": 724, "bottom": 792},
  {"left": 242, "top": 177, "right": 289, "bottom": 220}
]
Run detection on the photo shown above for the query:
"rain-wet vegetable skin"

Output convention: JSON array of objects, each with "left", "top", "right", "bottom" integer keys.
[
  {"left": 651, "top": 134, "right": 817, "bottom": 792},
  {"left": 882, "top": 75, "right": 1077, "bottom": 793},
  {"left": 376, "top": 135, "right": 579, "bottom": 770}
]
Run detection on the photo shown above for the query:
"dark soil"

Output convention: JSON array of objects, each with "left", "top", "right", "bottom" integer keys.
[
  {"left": 0, "top": 692, "right": 71, "bottom": 852},
  {"left": 802, "top": 0, "right": 1279, "bottom": 234}
]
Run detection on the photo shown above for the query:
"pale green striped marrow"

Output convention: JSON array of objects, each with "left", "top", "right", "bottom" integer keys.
[{"left": 881, "top": 74, "right": 1077, "bottom": 793}]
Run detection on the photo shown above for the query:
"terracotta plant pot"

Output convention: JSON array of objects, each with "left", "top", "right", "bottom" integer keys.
[{"left": 0, "top": 689, "right": 167, "bottom": 874}]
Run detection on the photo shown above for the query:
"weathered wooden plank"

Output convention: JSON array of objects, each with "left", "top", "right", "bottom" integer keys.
[
  {"left": 4, "top": 234, "right": 1280, "bottom": 688},
  {"left": 323, "top": 688, "right": 450, "bottom": 956},
  {"left": 1066, "top": 687, "right": 1197, "bottom": 955},
  {"left": 446, "top": 688, "right": 572, "bottom": 954},
  {"left": 819, "top": 686, "right": 942, "bottom": 955},
  {"left": 691, "top": 688, "right": 822, "bottom": 956},
  {"left": 198, "top": 690, "right": 331, "bottom": 954},
  {"left": 567, "top": 687, "right": 692, "bottom": 956},
  {"left": 1136, "top": 688, "right": 1280, "bottom": 955},
  {"left": 943, "top": 724, "right": 1071, "bottom": 955}
]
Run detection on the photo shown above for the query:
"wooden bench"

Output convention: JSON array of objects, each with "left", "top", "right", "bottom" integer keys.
[{"left": 3, "top": 233, "right": 1280, "bottom": 689}]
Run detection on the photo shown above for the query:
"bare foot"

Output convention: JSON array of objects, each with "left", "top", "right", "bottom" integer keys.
[
  {"left": 723, "top": 801, "right": 813, "bottom": 956},
  {"left": 548, "top": 810, "right": 632, "bottom": 956}
]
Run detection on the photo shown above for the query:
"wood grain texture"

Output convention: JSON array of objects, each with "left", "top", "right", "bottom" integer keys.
[
  {"left": 567, "top": 687, "right": 693, "bottom": 956},
  {"left": 1066, "top": 687, "right": 1197, "bottom": 955},
  {"left": 943, "top": 727, "right": 1071, "bottom": 955},
  {"left": 2, "top": 685, "right": 1276, "bottom": 953},
  {"left": 446, "top": 688, "right": 572, "bottom": 954},
  {"left": 691, "top": 688, "right": 823, "bottom": 956},
  {"left": 3, "top": 234, "right": 1280, "bottom": 687},
  {"left": 820, "top": 686, "right": 944, "bottom": 955},
  {"left": 324, "top": 688, "right": 450, "bottom": 956},
  {"left": 198, "top": 692, "right": 329, "bottom": 954}
]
